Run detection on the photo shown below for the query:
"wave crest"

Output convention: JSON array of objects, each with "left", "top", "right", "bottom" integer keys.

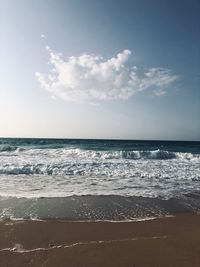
[
  {"left": 0, "top": 145, "right": 18, "bottom": 152},
  {"left": 60, "top": 149, "right": 183, "bottom": 160},
  {"left": 0, "top": 149, "right": 199, "bottom": 176},
  {"left": 121, "top": 149, "right": 177, "bottom": 160}
]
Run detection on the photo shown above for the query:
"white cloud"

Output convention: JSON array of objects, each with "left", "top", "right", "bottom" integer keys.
[{"left": 36, "top": 47, "right": 180, "bottom": 102}]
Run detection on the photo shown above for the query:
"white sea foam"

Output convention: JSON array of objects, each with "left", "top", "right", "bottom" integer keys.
[{"left": 0, "top": 147, "right": 199, "bottom": 199}]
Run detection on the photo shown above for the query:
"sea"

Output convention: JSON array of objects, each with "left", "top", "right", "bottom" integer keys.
[{"left": 0, "top": 138, "right": 200, "bottom": 220}]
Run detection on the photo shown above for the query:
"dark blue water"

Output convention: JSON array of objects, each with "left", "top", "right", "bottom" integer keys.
[{"left": 0, "top": 138, "right": 200, "bottom": 153}]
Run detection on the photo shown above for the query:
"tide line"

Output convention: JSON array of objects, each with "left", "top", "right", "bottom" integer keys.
[{"left": 0, "top": 235, "right": 167, "bottom": 253}]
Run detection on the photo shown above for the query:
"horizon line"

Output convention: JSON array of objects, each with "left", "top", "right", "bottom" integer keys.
[{"left": 0, "top": 136, "right": 199, "bottom": 142}]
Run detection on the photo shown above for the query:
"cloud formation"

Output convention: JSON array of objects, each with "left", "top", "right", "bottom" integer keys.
[{"left": 36, "top": 47, "right": 180, "bottom": 102}]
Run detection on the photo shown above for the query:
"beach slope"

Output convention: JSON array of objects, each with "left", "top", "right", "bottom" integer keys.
[{"left": 0, "top": 214, "right": 200, "bottom": 267}]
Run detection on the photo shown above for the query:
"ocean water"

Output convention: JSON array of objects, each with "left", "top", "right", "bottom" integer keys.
[{"left": 0, "top": 138, "right": 200, "bottom": 220}]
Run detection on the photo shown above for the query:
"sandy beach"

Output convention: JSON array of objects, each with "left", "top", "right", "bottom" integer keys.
[{"left": 0, "top": 213, "right": 200, "bottom": 267}]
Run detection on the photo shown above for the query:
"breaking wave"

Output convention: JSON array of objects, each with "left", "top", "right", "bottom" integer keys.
[
  {"left": 0, "top": 139, "right": 199, "bottom": 199},
  {"left": 0, "top": 148, "right": 199, "bottom": 176},
  {"left": 0, "top": 146, "right": 198, "bottom": 159},
  {"left": 0, "top": 145, "right": 18, "bottom": 152},
  {"left": 121, "top": 150, "right": 177, "bottom": 159}
]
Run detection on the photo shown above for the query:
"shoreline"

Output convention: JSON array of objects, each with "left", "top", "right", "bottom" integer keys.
[
  {"left": 1, "top": 213, "right": 200, "bottom": 266},
  {"left": 1, "top": 193, "right": 200, "bottom": 221},
  {"left": 0, "top": 213, "right": 175, "bottom": 223}
]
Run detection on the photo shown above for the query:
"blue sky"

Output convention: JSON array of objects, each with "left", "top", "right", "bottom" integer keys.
[{"left": 0, "top": 0, "right": 199, "bottom": 140}]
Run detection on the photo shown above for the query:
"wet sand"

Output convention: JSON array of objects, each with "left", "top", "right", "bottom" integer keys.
[{"left": 0, "top": 213, "right": 200, "bottom": 267}]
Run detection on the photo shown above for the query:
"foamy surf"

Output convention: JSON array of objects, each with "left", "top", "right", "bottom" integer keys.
[
  {"left": 0, "top": 138, "right": 199, "bottom": 220},
  {"left": 0, "top": 139, "right": 199, "bottom": 200}
]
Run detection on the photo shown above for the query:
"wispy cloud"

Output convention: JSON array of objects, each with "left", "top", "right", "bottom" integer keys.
[{"left": 36, "top": 46, "right": 180, "bottom": 103}]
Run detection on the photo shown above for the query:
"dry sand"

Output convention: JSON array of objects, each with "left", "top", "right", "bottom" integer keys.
[{"left": 0, "top": 213, "right": 200, "bottom": 267}]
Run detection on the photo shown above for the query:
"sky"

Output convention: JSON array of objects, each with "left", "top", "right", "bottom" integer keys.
[{"left": 0, "top": 0, "right": 200, "bottom": 140}]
